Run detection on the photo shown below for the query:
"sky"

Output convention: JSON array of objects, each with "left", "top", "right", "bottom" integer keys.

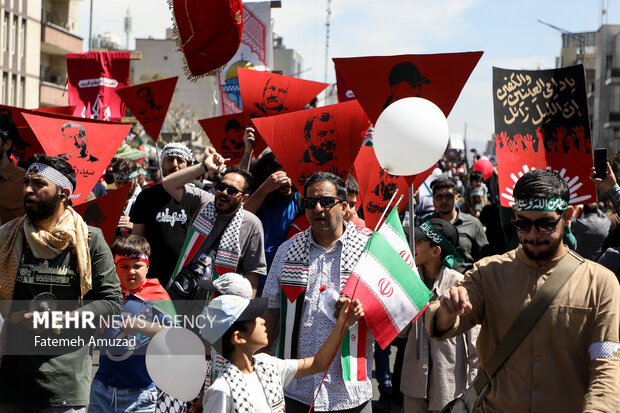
[{"left": 78, "top": 0, "right": 619, "bottom": 154}]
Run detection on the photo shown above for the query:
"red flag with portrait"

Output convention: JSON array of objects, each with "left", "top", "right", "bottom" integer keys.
[
  {"left": 67, "top": 51, "right": 131, "bottom": 122},
  {"left": 353, "top": 146, "right": 434, "bottom": 229},
  {"left": 22, "top": 112, "right": 131, "bottom": 205},
  {"left": 198, "top": 112, "right": 267, "bottom": 167},
  {"left": 237, "top": 68, "right": 328, "bottom": 118},
  {"left": 333, "top": 52, "right": 483, "bottom": 124},
  {"left": 493, "top": 65, "right": 596, "bottom": 207},
  {"left": 251, "top": 100, "right": 370, "bottom": 193},
  {"left": 73, "top": 183, "right": 132, "bottom": 246},
  {"left": 116, "top": 77, "right": 178, "bottom": 142}
]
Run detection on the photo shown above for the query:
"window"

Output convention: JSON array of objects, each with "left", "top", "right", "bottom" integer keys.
[
  {"left": 10, "top": 74, "right": 15, "bottom": 105},
  {"left": 10, "top": 15, "right": 17, "bottom": 55},
  {"left": 19, "top": 76, "right": 24, "bottom": 107},
  {"left": 0, "top": 72, "right": 5, "bottom": 105},
  {"left": 2, "top": 12, "right": 8, "bottom": 53},
  {"left": 19, "top": 18, "right": 25, "bottom": 58}
]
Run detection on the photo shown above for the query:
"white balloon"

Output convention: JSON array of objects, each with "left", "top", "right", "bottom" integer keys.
[
  {"left": 146, "top": 327, "right": 207, "bottom": 401},
  {"left": 373, "top": 97, "right": 449, "bottom": 176}
]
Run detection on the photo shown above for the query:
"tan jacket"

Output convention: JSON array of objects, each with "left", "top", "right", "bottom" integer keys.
[
  {"left": 426, "top": 247, "right": 620, "bottom": 413},
  {"left": 401, "top": 266, "right": 479, "bottom": 411}
]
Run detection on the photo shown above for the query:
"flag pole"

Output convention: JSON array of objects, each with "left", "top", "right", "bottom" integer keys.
[
  {"left": 373, "top": 188, "right": 400, "bottom": 232},
  {"left": 408, "top": 182, "right": 421, "bottom": 360}
]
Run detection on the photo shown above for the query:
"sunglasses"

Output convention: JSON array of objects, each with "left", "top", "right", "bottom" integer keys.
[
  {"left": 434, "top": 193, "right": 455, "bottom": 201},
  {"left": 216, "top": 182, "right": 244, "bottom": 196},
  {"left": 302, "top": 196, "right": 343, "bottom": 210},
  {"left": 512, "top": 216, "right": 562, "bottom": 235}
]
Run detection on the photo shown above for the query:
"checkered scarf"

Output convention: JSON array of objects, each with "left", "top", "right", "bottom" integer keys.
[
  {"left": 221, "top": 354, "right": 285, "bottom": 413},
  {"left": 193, "top": 201, "right": 243, "bottom": 274}
]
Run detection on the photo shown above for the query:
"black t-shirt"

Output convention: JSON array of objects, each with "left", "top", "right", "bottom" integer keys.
[{"left": 129, "top": 184, "right": 190, "bottom": 286}]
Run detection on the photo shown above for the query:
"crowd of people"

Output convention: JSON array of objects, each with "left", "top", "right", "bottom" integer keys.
[{"left": 0, "top": 110, "right": 619, "bottom": 413}]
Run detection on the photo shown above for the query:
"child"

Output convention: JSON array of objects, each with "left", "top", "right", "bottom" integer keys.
[
  {"left": 89, "top": 235, "right": 174, "bottom": 413},
  {"left": 400, "top": 218, "right": 479, "bottom": 413},
  {"left": 202, "top": 294, "right": 363, "bottom": 412}
]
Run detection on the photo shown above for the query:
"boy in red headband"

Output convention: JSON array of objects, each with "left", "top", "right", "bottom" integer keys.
[{"left": 89, "top": 235, "right": 175, "bottom": 412}]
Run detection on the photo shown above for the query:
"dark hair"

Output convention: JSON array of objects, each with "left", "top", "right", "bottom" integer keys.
[
  {"left": 430, "top": 178, "right": 456, "bottom": 195},
  {"left": 223, "top": 166, "right": 253, "bottom": 194},
  {"left": 112, "top": 158, "right": 138, "bottom": 175},
  {"left": 60, "top": 122, "right": 86, "bottom": 136},
  {"left": 0, "top": 112, "right": 19, "bottom": 144},
  {"left": 512, "top": 169, "right": 569, "bottom": 204},
  {"left": 304, "top": 171, "right": 347, "bottom": 200},
  {"left": 303, "top": 112, "right": 332, "bottom": 143},
  {"left": 345, "top": 174, "right": 359, "bottom": 195},
  {"left": 221, "top": 320, "right": 250, "bottom": 360},
  {"left": 582, "top": 203, "right": 598, "bottom": 215},
  {"left": 111, "top": 234, "right": 151, "bottom": 257},
  {"left": 250, "top": 152, "right": 282, "bottom": 192},
  {"left": 469, "top": 170, "right": 484, "bottom": 182},
  {"left": 26, "top": 154, "right": 77, "bottom": 194}
]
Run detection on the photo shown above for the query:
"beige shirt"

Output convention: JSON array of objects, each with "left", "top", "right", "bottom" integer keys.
[
  {"left": 426, "top": 247, "right": 620, "bottom": 413},
  {"left": 0, "top": 161, "right": 25, "bottom": 226}
]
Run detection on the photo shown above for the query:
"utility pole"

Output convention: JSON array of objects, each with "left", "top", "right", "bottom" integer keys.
[
  {"left": 324, "top": 0, "right": 331, "bottom": 85},
  {"left": 88, "top": 0, "right": 93, "bottom": 51}
]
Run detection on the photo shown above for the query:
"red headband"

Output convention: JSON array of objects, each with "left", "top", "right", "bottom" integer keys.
[{"left": 114, "top": 254, "right": 149, "bottom": 267}]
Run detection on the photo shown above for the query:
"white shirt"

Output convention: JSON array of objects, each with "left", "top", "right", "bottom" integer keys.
[{"left": 203, "top": 354, "right": 298, "bottom": 413}]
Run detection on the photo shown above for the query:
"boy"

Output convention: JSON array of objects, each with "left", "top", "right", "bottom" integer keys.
[
  {"left": 202, "top": 295, "right": 363, "bottom": 412},
  {"left": 90, "top": 235, "right": 174, "bottom": 413},
  {"left": 400, "top": 218, "right": 479, "bottom": 413}
]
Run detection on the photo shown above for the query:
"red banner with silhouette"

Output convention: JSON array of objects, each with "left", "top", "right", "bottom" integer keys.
[
  {"left": 333, "top": 52, "right": 483, "bottom": 124},
  {"left": 493, "top": 65, "right": 595, "bottom": 207},
  {"left": 238, "top": 68, "right": 328, "bottom": 118},
  {"left": 67, "top": 51, "right": 131, "bottom": 122},
  {"left": 22, "top": 112, "right": 131, "bottom": 205},
  {"left": 116, "top": 77, "right": 178, "bottom": 142},
  {"left": 251, "top": 100, "right": 370, "bottom": 193},
  {"left": 199, "top": 113, "right": 268, "bottom": 167},
  {"left": 74, "top": 183, "right": 132, "bottom": 246},
  {"left": 353, "top": 146, "right": 434, "bottom": 230}
]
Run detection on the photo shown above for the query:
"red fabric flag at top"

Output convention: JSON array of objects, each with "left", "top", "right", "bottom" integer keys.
[
  {"left": 353, "top": 146, "right": 434, "bottom": 230},
  {"left": 237, "top": 68, "right": 328, "bottom": 118},
  {"left": 73, "top": 183, "right": 132, "bottom": 246},
  {"left": 116, "top": 77, "right": 178, "bottom": 142},
  {"left": 198, "top": 112, "right": 268, "bottom": 167},
  {"left": 22, "top": 112, "right": 131, "bottom": 205},
  {"left": 336, "top": 67, "right": 356, "bottom": 103},
  {"left": 251, "top": 100, "right": 370, "bottom": 193},
  {"left": 333, "top": 52, "right": 483, "bottom": 124},
  {"left": 67, "top": 51, "right": 131, "bottom": 122},
  {"left": 172, "top": 0, "right": 243, "bottom": 78}
]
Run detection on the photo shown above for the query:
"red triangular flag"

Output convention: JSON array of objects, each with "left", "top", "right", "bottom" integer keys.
[
  {"left": 282, "top": 285, "right": 306, "bottom": 303},
  {"left": 73, "top": 183, "right": 132, "bottom": 246},
  {"left": 333, "top": 52, "right": 483, "bottom": 124},
  {"left": 36, "top": 106, "right": 77, "bottom": 117},
  {"left": 22, "top": 113, "right": 131, "bottom": 205},
  {"left": 238, "top": 68, "right": 328, "bottom": 118},
  {"left": 199, "top": 112, "right": 268, "bottom": 167},
  {"left": 116, "top": 77, "right": 178, "bottom": 142},
  {"left": 353, "top": 146, "right": 435, "bottom": 230},
  {"left": 251, "top": 100, "right": 370, "bottom": 193}
]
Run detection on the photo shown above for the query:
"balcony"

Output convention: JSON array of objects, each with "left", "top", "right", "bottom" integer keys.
[
  {"left": 605, "top": 68, "right": 620, "bottom": 86},
  {"left": 41, "top": 22, "right": 82, "bottom": 56},
  {"left": 40, "top": 81, "right": 68, "bottom": 107},
  {"left": 604, "top": 112, "right": 620, "bottom": 129}
]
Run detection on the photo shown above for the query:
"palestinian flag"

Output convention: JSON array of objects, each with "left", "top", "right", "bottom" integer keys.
[{"left": 342, "top": 207, "right": 432, "bottom": 349}]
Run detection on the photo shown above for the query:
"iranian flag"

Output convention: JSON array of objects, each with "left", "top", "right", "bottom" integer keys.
[{"left": 342, "top": 207, "right": 432, "bottom": 349}]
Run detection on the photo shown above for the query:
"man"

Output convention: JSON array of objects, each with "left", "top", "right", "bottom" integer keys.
[
  {"left": 383, "top": 61, "right": 431, "bottom": 109},
  {"left": 162, "top": 150, "right": 266, "bottom": 295},
  {"left": 130, "top": 143, "right": 193, "bottom": 286},
  {"left": 344, "top": 174, "right": 365, "bottom": 226},
  {"left": 263, "top": 172, "right": 373, "bottom": 413},
  {"left": 112, "top": 158, "right": 141, "bottom": 235},
  {"left": 427, "top": 169, "right": 620, "bottom": 412},
  {"left": 254, "top": 76, "right": 289, "bottom": 116},
  {"left": 424, "top": 177, "right": 489, "bottom": 273},
  {"left": 0, "top": 154, "right": 122, "bottom": 411},
  {"left": 572, "top": 203, "right": 611, "bottom": 261},
  {"left": 58, "top": 122, "right": 98, "bottom": 163},
  {"left": 0, "top": 113, "right": 25, "bottom": 225},
  {"left": 301, "top": 113, "right": 337, "bottom": 166}
]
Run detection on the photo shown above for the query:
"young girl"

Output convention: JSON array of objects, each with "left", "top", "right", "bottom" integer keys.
[{"left": 202, "top": 294, "right": 363, "bottom": 413}]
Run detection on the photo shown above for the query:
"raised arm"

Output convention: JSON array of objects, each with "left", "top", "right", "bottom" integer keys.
[{"left": 162, "top": 150, "right": 225, "bottom": 202}]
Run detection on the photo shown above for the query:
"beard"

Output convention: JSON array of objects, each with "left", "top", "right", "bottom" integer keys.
[
  {"left": 25, "top": 192, "right": 61, "bottom": 222},
  {"left": 521, "top": 232, "right": 563, "bottom": 261},
  {"left": 215, "top": 193, "right": 241, "bottom": 215}
]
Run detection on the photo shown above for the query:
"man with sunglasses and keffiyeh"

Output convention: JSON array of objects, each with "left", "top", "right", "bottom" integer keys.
[
  {"left": 0, "top": 154, "right": 122, "bottom": 412},
  {"left": 162, "top": 148, "right": 266, "bottom": 299},
  {"left": 263, "top": 171, "right": 374, "bottom": 413},
  {"left": 426, "top": 169, "right": 620, "bottom": 412}
]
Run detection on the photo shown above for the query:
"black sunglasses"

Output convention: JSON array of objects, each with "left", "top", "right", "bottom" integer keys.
[
  {"left": 216, "top": 182, "right": 244, "bottom": 196},
  {"left": 302, "top": 196, "right": 343, "bottom": 210},
  {"left": 512, "top": 216, "right": 562, "bottom": 235}
]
